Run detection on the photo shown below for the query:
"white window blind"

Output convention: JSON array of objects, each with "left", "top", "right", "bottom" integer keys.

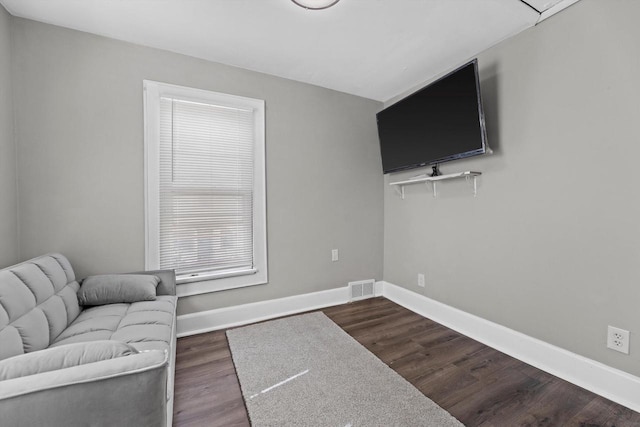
[
  {"left": 145, "top": 81, "right": 267, "bottom": 295},
  {"left": 158, "top": 97, "right": 256, "bottom": 278}
]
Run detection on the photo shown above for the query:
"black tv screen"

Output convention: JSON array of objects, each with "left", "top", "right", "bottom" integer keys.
[{"left": 377, "top": 59, "right": 487, "bottom": 174}]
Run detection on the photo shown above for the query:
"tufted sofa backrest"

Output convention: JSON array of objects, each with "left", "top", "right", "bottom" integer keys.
[{"left": 0, "top": 254, "right": 81, "bottom": 361}]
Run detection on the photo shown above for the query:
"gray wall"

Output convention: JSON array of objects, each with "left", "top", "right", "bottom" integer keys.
[
  {"left": 10, "top": 18, "right": 384, "bottom": 316},
  {"left": 7, "top": 0, "right": 636, "bottom": 378},
  {"left": 0, "top": 4, "right": 18, "bottom": 267},
  {"left": 383, "top": 0, "right": 640, "bottom": 377}
]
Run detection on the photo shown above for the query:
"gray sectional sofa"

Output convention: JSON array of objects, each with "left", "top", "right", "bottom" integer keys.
[{"left": 0, "top": 253, "right": 177, "bottom": 427}]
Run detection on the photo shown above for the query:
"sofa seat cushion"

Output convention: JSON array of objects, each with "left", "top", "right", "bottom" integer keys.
[{"left": 51, "top": 296, "right": 176, "bottom": 352}]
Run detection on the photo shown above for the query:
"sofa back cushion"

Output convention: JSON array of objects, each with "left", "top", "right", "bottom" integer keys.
[{"left": 0, "top": 254, "right": 80, "bottom": 361}]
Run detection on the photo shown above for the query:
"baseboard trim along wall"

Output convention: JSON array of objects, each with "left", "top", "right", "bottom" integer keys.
[
  {"left": 381, "top": 281, "right": 640, "bottom": 413},
  {"left": 176, "top": 280, "right": 639, "bottom": 412},
  {"left": 177, "top": 281, "right": 385, "bottom": 337},
  {"left": 177, "top": 283, "right": 374, "bottom": 337}
]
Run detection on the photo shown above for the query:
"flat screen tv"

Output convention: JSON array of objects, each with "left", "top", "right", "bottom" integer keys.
[{"left": 377, "top": 59, "right": 488, "bottom": 174}]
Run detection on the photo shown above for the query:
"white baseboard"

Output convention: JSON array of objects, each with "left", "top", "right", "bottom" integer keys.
[
  {"left": 177, "top": 286, "right": 350, "bottom": 337},
  {"left": 375, "top": 280, "right": 384, "bottom": 296},
  {"left": 380, "top": 281, "right": 640, "bottom": 413}
]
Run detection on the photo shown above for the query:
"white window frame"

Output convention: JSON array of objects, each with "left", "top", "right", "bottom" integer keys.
[{"left": 143, "top": 80, "right": 267, "bottom": 297}]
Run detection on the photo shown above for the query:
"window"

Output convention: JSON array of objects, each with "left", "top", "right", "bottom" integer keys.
[{"left": 144, "top": 81, "right": 267, "bottom": 296}]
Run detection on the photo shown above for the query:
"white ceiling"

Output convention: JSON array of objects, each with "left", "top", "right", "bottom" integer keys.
[{"left": 0, "top": 0, "right": 577, "bottom": 102}]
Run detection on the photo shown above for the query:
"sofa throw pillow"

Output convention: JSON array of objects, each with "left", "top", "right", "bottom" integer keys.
[
  {"left": 78, "top": 274, "right": 160, "bottom": 306},
  {"left": 0, "top": 340, "right": 138, "bottom": 381}
]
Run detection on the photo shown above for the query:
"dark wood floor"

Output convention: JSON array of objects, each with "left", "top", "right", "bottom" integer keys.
[{"left": 173, "top": 297, "right": 640, "bottom": 426}]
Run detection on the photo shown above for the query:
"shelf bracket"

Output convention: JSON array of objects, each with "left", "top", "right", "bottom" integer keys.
[
  {"left": 465, "top": 175, "right": 479, "bottom": 197},
  {"left": 394, "top": 184, "right": 405, "bottom": 199}
]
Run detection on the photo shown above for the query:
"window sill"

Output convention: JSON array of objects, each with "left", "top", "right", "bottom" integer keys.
[{"left": 176, "top": 270, "right": 268, "bottom": 297}]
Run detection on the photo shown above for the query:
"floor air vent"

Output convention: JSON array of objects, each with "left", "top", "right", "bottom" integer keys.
[{"left": 349, "top": 279, "right": 375, "bottom": 302}]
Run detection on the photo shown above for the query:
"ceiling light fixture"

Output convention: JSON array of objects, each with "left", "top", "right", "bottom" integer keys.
[{"left": 291, "top": 0, "right": 340, "bottom": 10}]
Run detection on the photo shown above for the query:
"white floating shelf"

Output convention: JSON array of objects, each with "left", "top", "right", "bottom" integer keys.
[{"left": 389, "top": 171, "right": 482, "bottom": 199}]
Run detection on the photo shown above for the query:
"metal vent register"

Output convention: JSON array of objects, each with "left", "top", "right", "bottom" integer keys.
[{"left": 349, "top": 279, "right": 375, "bottom": 301}]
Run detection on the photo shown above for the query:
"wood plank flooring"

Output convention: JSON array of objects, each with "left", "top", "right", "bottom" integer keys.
[{"left": 173, "top": 297, "right": 640, "bottom": 426}]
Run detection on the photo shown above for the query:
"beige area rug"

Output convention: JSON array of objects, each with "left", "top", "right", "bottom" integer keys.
[{"left": 226, "top": 312, "right": 463, "bottom": 426}]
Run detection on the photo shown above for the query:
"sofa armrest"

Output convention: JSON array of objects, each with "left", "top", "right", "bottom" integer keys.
[
  {"left": 0, "top": 341, "right": 138, "bottom": 380},
  {"left": 130, "top": 269, "right": 176, "bottom": 296},
  {"left": 0, "top": 347, "right": 168, "bottom": 427}
]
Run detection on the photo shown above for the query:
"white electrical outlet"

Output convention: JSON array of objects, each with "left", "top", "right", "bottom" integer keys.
[
  {"left": 331, "top": 249, "right": 339, "bottom": 262},
  {"left": 607, "top": 326, "right": 630, "bottom": 354},
  {"left": 417, "top": 273, "right": 425, "bottom": 288}
]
